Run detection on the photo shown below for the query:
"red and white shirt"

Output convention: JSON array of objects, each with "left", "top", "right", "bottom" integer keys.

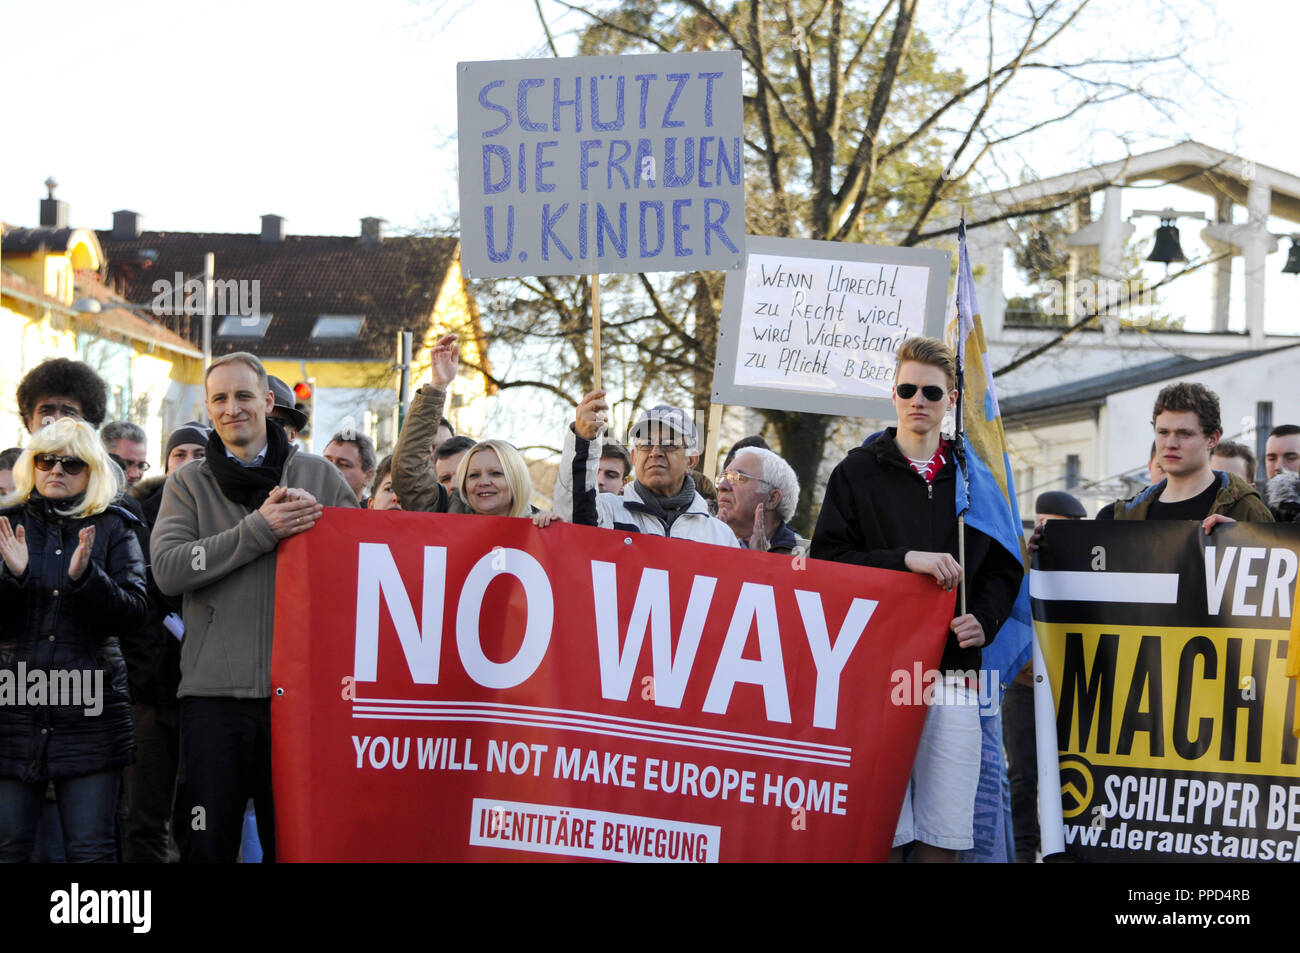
[{"left": 906, "top": 440, "right": 948, "bottom": 485}]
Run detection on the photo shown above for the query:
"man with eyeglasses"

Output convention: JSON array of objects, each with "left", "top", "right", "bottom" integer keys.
[
  {"left": 813, "top": 336, "right": 1023, "bottom": 863},
  {"left": 555, "top": 391, "right": 738, "bottom": 546},
  {"left": 102, "top": 421, "right": 151, "bottom": 490},
  {"left": 716, "top": 447, "right": 805, "bottom": 554}
]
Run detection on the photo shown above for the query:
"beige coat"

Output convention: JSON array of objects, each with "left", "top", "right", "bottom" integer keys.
[
  {"left": 391, "top": 384, "right": 470, "bottom": 514},
  {"left": 151, "top": 446, "right": 359, "bottom": 698}
]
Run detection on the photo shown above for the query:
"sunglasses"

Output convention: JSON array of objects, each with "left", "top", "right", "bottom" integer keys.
[
  {"left": 895, "top": 383, "right": 947, "bottom": 402},
  {"left": 34, "top": 453, "right": 88, "bottom": 475}
]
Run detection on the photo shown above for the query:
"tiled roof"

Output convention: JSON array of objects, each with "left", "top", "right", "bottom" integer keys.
[
  {"left": 1, "top": 225, "right": 77, "bottom": 254},
  {"left": 72, "top": 275, "right": 202, "bottom": 358},
  {"left": 1, "top": 267, "right": 204, "bottom": 358},
  {"left": 96, "top": 230, "right": 461, "bottom": 361},
  {"left": 0, "top": 267, "right": 59, "bottom": 306}
]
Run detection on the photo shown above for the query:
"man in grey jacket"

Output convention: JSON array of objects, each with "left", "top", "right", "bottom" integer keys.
[{"left": 152, "top": 352, "right": 358, "bottom": 862}]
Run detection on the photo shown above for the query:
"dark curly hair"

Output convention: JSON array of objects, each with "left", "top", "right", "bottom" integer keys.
[
  {"left": 1152, "top": 381, "right": 1221, "bottom": 437},
  {"left": 17, "top": 358, "right": 109, "bottom": 429}
]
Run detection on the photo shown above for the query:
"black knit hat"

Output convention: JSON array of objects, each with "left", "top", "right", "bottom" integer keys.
[{"left": 165, "top": 421, "right": 211, "bottom": 469}]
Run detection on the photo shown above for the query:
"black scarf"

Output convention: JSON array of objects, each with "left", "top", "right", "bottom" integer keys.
[
  {"left": 633, "top": 474, "right": 697, "bottom": 531},
  {"left": 28, "top": 488, "right": 89, "bottom": 522},
  {"left": 205, "top": 419, "right": 291, "bottom": 509}
]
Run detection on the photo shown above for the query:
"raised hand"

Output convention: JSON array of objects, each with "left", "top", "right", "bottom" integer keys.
[
  {"left": 0, "top": 517, "right": 28, "bottom": 577},
  {"left": 429, "top": 333, "right": 460, "bottom": 389},
  {"left": 68, "top": 525, "right": 95, "bottom": 582},
  {"left": 575, "top": 390, "right": 609, "bottom": 440}
]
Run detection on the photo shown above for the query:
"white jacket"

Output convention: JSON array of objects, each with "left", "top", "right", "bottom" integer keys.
[{"left": 555, "top": 425, "right": 740, "bottom": 547}]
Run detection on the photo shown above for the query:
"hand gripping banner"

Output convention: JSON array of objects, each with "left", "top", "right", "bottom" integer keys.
[
  {"left": 1032, "top": 520, "right": 1300, "bottom": 862},
  {"left": 270, "top": 510, "right": 956, "bottom": 862}
]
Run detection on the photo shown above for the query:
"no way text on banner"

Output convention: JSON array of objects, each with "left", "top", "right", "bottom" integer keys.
[{"left": 270, "top": 509, "right": 956, "bottom": 862}]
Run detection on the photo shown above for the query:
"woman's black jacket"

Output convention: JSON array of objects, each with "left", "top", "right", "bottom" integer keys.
[{"left": 0, "top": 494, "right": 148, "bottom": 781}]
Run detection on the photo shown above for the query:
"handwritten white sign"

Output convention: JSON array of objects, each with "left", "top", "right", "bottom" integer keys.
[{"left": 714, "top": 237, "right": 951, "bottom": 418}]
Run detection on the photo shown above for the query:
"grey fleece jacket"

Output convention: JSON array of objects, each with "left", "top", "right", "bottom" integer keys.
[{"left": 151, "top": 445, "right": 359, "bottom": 698}]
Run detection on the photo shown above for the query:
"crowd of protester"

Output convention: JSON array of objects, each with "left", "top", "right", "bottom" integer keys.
[{"left": 0, "top": 330, "right": 1295, "bottom": 864}]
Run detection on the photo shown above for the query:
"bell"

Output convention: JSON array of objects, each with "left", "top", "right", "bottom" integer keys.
[
  {"left": 1283, "top": 238, "right": 1300, "bottom": 275},
  {"left": 1146, "top": 220, "right": 1187, "bottom": 264}
]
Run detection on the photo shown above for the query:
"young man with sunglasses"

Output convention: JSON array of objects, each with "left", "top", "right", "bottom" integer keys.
[
  {"left": 812, "top": 336, "right": 1022, "bottom": 862},
  {"left": 555, "top": 392, "right": 738, "bottom": 546}
]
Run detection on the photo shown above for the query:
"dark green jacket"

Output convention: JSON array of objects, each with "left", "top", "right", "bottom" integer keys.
[{"left": 1105, "top": 471, "right": 1274, "bottom": 522}]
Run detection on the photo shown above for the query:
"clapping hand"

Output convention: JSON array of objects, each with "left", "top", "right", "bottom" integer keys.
[
  {"left": 259, "top": 486, "right": 324, "bottom": 539},
  {"left": 0, "top": 517, "right": 28, "bottom": 577},
  {"left": 68, "top": 526, "right": 95, "bottom": 582},
  {"left": 748, "top": 501, "right": 770, "bottom": 552}
]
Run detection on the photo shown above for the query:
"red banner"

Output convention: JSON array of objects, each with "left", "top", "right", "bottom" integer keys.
[{"left": 271, "top": 509, "right": 955, "bottom": 862}]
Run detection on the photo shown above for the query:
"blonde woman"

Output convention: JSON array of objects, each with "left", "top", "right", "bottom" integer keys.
[
  {"left": 393, "top": 334, "right": 559, "bottom": 526},
  {"left": 0, "top": 419, "right": 148, "bottom": 862},
  {"left": 454, "top": 439, "right": 559, "bottom": 526}
]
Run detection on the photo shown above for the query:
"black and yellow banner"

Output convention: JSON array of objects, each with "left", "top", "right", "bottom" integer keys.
[{"left": 1033, "top": 520, "right": 1300, "bottom": 862}]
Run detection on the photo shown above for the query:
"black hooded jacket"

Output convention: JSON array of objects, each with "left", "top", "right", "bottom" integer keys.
[
  {"left": 124, "top": 474, "right": 183, "bottom": 705},
  {"left": 811, "top": 428, "right": 1024, "bottom": 673}
]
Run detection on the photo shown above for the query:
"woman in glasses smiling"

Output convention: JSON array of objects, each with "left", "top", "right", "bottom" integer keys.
[{"left": 0, "top": 418, "right": 148, "bottom": 862}]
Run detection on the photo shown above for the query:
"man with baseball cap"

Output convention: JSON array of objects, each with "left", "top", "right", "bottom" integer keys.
[{"left": 554, "top": 390, "right": 738, "bottom": 546}]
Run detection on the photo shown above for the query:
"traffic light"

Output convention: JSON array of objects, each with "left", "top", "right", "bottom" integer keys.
[{"left": 294, "top": 379, "right": 315, "bottom": 438}]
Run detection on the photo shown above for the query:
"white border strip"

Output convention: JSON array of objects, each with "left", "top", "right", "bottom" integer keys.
[
  {"left": 352, "top": 712, "right": 850, "bottom": 767},
  {"left": 352, "top": 705, "right": 849, "bottom": 765},
  {"left": 1029, "top": 570, "right": 1179, "bottom": 604},
  {"left": 353, "top": 696, "right": 850, "bottom": 753}
]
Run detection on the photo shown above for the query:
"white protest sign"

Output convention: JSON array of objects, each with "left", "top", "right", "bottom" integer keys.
[
  {"left": 713, "top": 237, "right": 951, "bottom": 418},
  {"left": 457, "top": 51, "right": 745, "bottom": 279}
]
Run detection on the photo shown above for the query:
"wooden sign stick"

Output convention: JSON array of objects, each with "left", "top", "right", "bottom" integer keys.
[{"left": 591, "top": 273, "right": 602, "bottom": 392}]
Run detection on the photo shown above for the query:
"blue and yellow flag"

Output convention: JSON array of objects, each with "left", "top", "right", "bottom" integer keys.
[
  {"left": 950, "top": 220, "right": 1033, "bottom": 862},
  {"left": 947, "top": 220, "right": 1033, "bottom": 700}
]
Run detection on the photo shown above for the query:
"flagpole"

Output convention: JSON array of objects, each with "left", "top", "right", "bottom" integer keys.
[{"left": 955, "top": 216, "right": 968, "bottom": 618}]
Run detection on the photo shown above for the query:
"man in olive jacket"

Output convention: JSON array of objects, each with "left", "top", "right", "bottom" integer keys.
[
  {"left": 1096, "top": 382, "right": 1273, "bottom": 525},
  {"left": 152, "top": 353, "right": 358, "bottom": 862}
]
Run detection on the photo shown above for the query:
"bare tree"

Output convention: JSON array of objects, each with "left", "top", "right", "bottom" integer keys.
[{"left": 453, "top": 0, "right": 1220, "bottom": 532}]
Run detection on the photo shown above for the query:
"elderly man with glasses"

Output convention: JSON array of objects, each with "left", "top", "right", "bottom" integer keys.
[
  {"left": 716, "top": 447, "right": 805, "bottom": 554},
  {"left": 554, "top": 390, "right": 738, "bottom": 547}
]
